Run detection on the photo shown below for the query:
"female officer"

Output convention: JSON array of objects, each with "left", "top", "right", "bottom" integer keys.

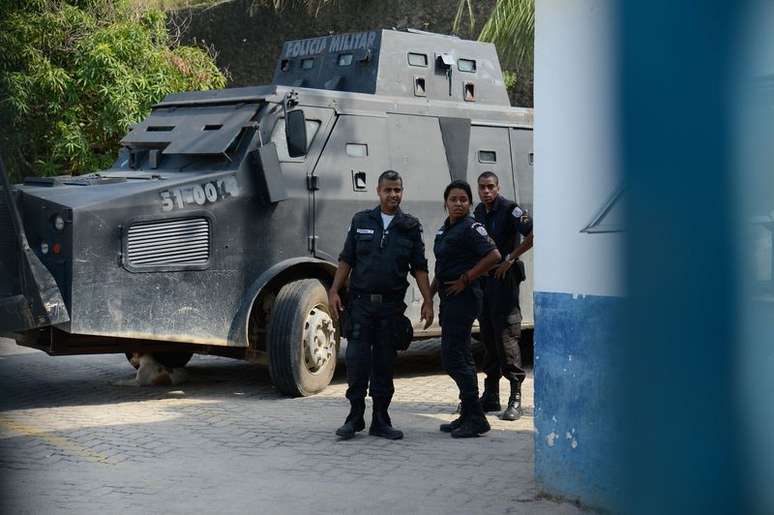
[{"left": 432, "top": 180, "right": 501, "bottom": 438}]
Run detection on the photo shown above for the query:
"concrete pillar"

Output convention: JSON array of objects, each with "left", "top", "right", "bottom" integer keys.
[
  {"left": 533, "top": 0, "right": 624, "bottom": 509},
  {"left": 534, "top": 0, "right": 771, "bottom": 512}
]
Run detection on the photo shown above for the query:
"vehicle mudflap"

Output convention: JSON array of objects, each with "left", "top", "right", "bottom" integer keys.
[{"left": 0, "top": 154, "right": 69, "bottom": 334}]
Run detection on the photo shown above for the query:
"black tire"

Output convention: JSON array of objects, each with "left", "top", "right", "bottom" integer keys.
[
  {"left": 267, "top": 279, "right": 338, "bottom": 397},
  {"left": 124, "top": 351, "right": 194, "bottom": 370}
]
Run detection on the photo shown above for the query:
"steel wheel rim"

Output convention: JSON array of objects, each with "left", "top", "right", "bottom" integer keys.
[{"left": 302, "top": 304, "right": 335, "bottom": 374}]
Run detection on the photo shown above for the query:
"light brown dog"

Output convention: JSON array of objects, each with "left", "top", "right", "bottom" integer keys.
[{"left": 129, "top": 353, "right": 188, "bottom": 386}]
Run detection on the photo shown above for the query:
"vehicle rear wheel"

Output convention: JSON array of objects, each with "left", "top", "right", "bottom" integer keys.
[
  {"left": 267, "top": 278, "right": 338, "bottom": 397},
  {"left": 125, "top": 351, "right": 194, "bottom": 370}
]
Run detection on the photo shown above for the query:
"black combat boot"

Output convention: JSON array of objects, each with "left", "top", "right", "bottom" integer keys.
[
  {"left": 336, "top": 398, "right": 366, "bottom": 440},
  {"left": 369, "top": 397, "right": 403, "bottom": 440},
  {"left": 479, "top": 378, "right": 501, "bottom": 412},
  {"left": 440, "top": 403, "right": 466, "bottom": 433},
  {"left": 501, "top": 381, "right": 522, "bottom": 421},
  {"left": 451, "top": 398, "right": 491, "bottom": 438}
]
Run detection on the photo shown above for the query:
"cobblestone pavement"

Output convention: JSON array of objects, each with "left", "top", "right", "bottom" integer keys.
[{"left": 0, "top": 338, "right": 581, "bottom": 515}]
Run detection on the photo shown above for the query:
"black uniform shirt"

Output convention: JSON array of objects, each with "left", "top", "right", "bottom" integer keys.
[
  {"left": 473, "top": 194, "right": 533, "bottom": 260},
  {"left": 433, "top": 215, "right": 496, "bottom": 283},
  {"left": 339, "top": 206, "right": 428, "bottom": 296}
]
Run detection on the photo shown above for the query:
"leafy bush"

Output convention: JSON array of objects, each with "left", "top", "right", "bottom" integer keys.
[{"left": 0, "top": 0, "right": 227, "bottom": 181}]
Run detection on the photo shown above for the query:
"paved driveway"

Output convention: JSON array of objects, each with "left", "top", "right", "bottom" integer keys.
[{"left": 0, "top": 338, "right": 580, "bottom": 514}]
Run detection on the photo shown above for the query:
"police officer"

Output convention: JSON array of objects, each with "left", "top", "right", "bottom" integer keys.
[
  {"left": 328, "top": 170, "right": 434, "bottom": 440},
  {"left": 433, "top": 180, "right": 501, "bottom": 438},
  {"left": 474, "top": 171, "right": 534, "bottom": 421}
]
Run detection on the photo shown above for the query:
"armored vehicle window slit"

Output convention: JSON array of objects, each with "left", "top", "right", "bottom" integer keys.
[
  {"left": 414, "top": 77, "right": 426, "bottom": 97},
  {"left": 147, "top": 126, "right": 174, "bottom": 132},
  {"left": 464, "top": 82, "right": 475, "bottom": 101},
  {"left": 345, "top": 143, "right": 368, "bottom": 157},
  {"left": 338, "top": 53, "right": 353, "bottom": 66},
  {"left": 478, "top": 150, "right": 497, "bottom": 163},
  {"left": 203, "top": 124, "right": 222, "bottom": 131},
  {"left": 280, "top": 59, "right": 290, "bottom": 72},
  {"left": 301, "top": 58, "right": 315, "bottom": 70},
  {"left": 458, "top": 58, "right": 477, "bottom": 72},
  {"left": 408, "top": 52, "right": 428, "bottom": 67}
]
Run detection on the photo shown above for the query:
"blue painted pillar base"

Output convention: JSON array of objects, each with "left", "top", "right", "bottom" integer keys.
[{"left": 533, "top": 291, "right": 625, "bottom": 510}]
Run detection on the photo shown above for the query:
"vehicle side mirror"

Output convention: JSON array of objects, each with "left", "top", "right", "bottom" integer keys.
[{"left": 285, "top": 109, "right": 307, "bottom": 158}]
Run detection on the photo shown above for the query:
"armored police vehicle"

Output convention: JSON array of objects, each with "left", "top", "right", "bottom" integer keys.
[{"left": 0, "top": 29, "right": 533, "bottom": 396}]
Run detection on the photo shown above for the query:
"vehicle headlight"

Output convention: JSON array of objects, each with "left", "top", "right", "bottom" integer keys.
[{"left": 53, "top": 214, "right": 65, "bottom": 231}]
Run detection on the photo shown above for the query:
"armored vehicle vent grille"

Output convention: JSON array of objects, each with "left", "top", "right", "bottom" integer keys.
[{"left": 127, "top": 218, "right": 210, "bottom": 267}]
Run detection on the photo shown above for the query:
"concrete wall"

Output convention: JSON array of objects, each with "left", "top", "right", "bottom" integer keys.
[{"left": 532, "top": 0, "right": 624, "bottom": 508}]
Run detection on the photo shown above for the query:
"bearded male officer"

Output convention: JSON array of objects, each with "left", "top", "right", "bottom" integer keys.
[
  {"left": 474, "top": 171, "right": 534, "bottom": 420},
  {"left": 328, "top": 170, "right": 434, "bottom": 440}
]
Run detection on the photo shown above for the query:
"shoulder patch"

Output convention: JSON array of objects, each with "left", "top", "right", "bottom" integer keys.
[
  {"left": 471, "top": 222, "right": 488, "bottom": 237},
  {"left": 512, "top": 206, "right": 524, "bottom": 218}
]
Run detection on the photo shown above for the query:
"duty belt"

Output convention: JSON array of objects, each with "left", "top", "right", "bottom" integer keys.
[
  {"left": 483, "top": 259, "right": 520, "bottom": 277},
  {"left": 351, "top": 292, "right": 404, "bottom": 304}
]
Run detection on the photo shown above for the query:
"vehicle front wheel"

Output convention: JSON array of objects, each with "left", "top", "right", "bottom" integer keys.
[{"left": 266, "top": 279, "right": 338, "bottom": 397}]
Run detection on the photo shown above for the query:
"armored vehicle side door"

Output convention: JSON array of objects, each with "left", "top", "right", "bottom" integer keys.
[
  {"left": 268, "top": 105, "right": 335, "bottom": 250},
  {"left": 312, "top": 112, "right": 450, "bottom": 328},
  {"left": 467, "top": 125, "right": 516, "bottom": 198},
  {"left": 311, "top": 114, "right": 390, "bottom": 262},
  {"left": 468, "top": 125, "right": 534, "bottom": 326}
]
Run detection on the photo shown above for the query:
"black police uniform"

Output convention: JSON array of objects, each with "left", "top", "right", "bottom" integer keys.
[
  {"left": 473, "top": 195, "right": 533, "bottom": 413},
  {"left": 338, "top": 206, "right": 427, "bottom": 436},
  {"left": 434, "top": 215, "right": 496, "bottom": 432}
]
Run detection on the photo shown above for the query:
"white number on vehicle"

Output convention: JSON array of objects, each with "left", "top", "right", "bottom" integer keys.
[{"left": 160, "top": 177, "right": 240, "bottom": 212}]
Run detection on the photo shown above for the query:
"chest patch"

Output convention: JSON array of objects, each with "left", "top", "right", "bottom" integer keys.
[{"left": 356, "top": 228, "right": 375, "bottom": 235}]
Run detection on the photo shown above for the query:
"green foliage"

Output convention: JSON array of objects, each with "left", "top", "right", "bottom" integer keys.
[
  {"left": 0, "top": 0, "right": 227, "bottom": 180},
  {"left": 453, "top": 0, "right": 534, "bottom": 107},
  {"left": 453, "top": 0, "right": 534, "bottom": 71},
  {"left": 503, "top": 69, "right": 517, "bottom": 92}
]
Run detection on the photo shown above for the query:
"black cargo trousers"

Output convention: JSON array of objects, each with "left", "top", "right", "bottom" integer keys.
[
  {"left": 439, "top": 285, "right": 483, "bottom": 404},
  {"left": 344, "top": 297, "right": 405, "bottom": 403},
  {"left": 480, "top": 268, "right": 526, "bottom": 388}
]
